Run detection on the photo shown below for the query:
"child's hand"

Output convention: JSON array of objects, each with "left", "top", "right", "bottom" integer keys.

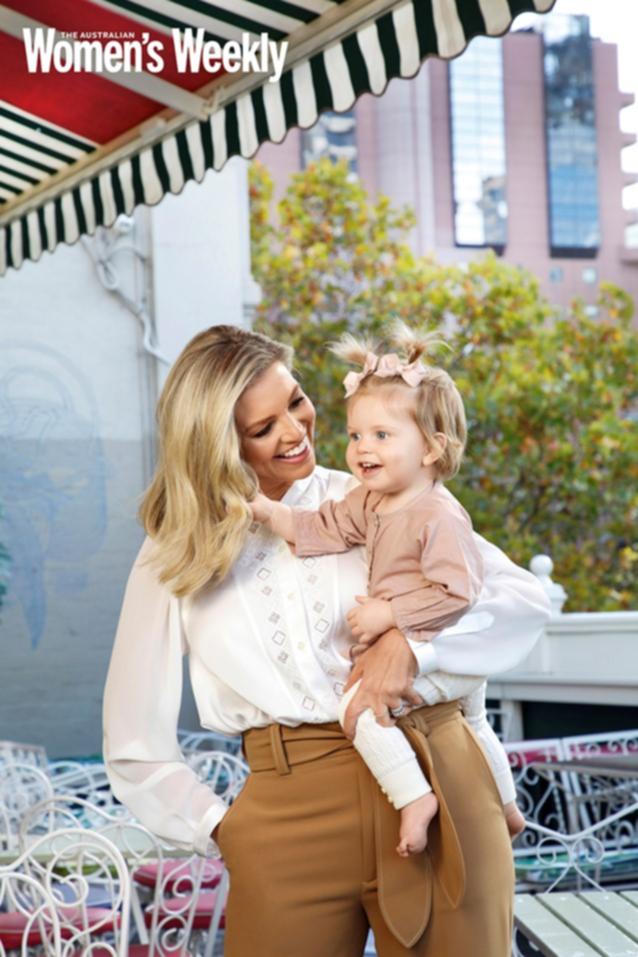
[
  {"left": 250, "top": 492, "right": 274, "bottom": 524},
  {"left": 346, "top": 597, "right": 395, "bottom": 643}
]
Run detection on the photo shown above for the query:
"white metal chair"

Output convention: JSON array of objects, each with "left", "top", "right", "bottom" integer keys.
[
  {"left": 47, "top": 760, "right": 119, "bottom": 811},
  {"left": 560, "top": 729, "right": 638, "bottom": 762},
  {"left": 0, "top": 856, "right": 63, "bottom": 955},
  {"left": 515, "top": 799, "right": 638, "bottom": 892},
  {"left": 513, "top": 801, "right": 638, "bottom": 956},
  {"left": 0, "top": 827, "right": 131, "bottom": 956},
  {"left": 0, "top": 762, "right": 54, "bottom": 852},
  {"left": 559, "top": 729, "right": 638, "bottom": 831},
  {"left": 19, "top": 795, "right": 227, "bottom": 957},
  {"left": 187, "top": 751, "right": 249, "bottom": 805},
  {"left": 177, "top": 729, "right": 242, "bottom": 758},
  {"left": 505, "top": 738, "right": 570, "bottom": 851},
  {"left": 0, "top": 740, "right": 48, "bottom": 770}
]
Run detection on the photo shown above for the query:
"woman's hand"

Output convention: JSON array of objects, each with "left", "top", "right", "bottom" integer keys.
[
  {"left": 250, "top": 492, "right": 274, "bottom": 523},
  {"left": 341, "top": 628, "right": 422, "bottom": 738},
  {"left": 346, "top": 596, "right": 395, "bottom": 643}
]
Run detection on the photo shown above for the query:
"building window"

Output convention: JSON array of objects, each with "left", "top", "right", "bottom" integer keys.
[
  {"left": 449, "top": 37, "right": 507, "bottom": 250},
  {"left": 300, "top": 112, "right": 357, "bottom": 172},
  {"left": 626, "top": 222, "right": 638, "bottom": 248},
  {"left": 549, "top": 267, "right": 564, "bottom": 283},
  {"left": 582, "top": 266, "right": 597, "bottom": 283},
  {"left": 542, "top": 16, "right": 600, "bottom": 257}
]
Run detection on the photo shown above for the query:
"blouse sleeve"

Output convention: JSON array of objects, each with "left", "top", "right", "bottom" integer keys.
[
  {"left": 102, "top": 536, "right": 226, "bottom": 856},
  {"left": 390, "top": 509, "right": 484, "bottom": 638},
  {"left": 293, "top": 485, "right": 369, "bottom": 556},
  {"left": 408, "top": 532, "right": 551, "bottom": 676}
]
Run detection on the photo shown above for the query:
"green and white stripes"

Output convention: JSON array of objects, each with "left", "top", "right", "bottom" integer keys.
[{"left": 0, "top": 0, "right": 556, "bottom": 274}]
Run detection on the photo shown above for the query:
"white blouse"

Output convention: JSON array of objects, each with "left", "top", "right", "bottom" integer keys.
[{"left": 102, "top": 466, "right": 550, "bottom": 855}]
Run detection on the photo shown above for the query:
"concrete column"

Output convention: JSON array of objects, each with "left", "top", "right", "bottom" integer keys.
[
  {"left": 412, "top": 66, "right": 437, "bottom": 254},
  {"left": 373, "top": 77, "right": 419, "bottom": 250},
  {"left": 502, "top": 32, "right": 549, "bottom": 266},
  {"left": 428, "top": 59, "right": 455, "bottom": 253}
]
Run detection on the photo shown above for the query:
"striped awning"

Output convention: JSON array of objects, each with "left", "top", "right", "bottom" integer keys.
[{"left": 0, "top": 0, "right": 556, "bottom": 275}]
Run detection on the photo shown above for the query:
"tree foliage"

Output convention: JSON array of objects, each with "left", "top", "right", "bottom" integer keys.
[{"left": 250, "top": 158, "right": 638, "bottom": 611}]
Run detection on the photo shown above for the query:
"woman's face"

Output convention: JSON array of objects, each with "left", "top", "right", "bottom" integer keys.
[{"left": 236, "top": 361, "right": 316, "bottom": 500}]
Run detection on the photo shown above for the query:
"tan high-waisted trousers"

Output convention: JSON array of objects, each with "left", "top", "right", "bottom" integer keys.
[{"left": 215, "top": 699, "right": 514, "bottom": 957}]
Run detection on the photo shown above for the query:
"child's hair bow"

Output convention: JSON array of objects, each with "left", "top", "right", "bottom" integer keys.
[{"left": 343, "top": 352, "right": 428, "bottom": 397}]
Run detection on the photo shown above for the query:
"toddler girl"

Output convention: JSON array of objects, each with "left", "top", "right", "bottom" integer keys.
[{"left": 251, "top": 325, "right": 524, "bottom": 856}]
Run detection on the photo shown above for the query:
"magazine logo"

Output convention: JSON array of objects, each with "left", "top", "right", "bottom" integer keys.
[{"left": 22, "top": 28, "right": 288, "bottom": 83}]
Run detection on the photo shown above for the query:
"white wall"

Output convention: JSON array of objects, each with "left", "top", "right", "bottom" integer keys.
[
  {"left": 0, "top": 158, "right": 256, "bottom": 757},
  {"left": 152, "top": 159, "right": 260, "bottom": 379}
]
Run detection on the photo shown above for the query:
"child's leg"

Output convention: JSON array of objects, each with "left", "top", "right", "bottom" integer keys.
[
  {"left": 338, "top": 680, "right": 438, "bottom": 856},
  {"left": 461, "top": 685, "right": 525, "bottom": 837},
  {"left": 414, "top": 673, "right": 524, "bottom": 837}
]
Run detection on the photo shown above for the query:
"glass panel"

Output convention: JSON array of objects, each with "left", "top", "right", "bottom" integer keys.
[
  {"left": 542, "top": 14, "right": 600, "bottom": 252},
  {"left": 449, "top": 37, "right": 507, "bottom": 248}
]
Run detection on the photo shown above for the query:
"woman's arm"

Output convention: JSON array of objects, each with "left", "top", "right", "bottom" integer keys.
[
  {"left": 340, "top": 628, "right": 422, "bottom": 738},
  {"left": 406, "top": 533, "right": 552, "bottom": 677},
  {"left": 103, "top": 536, "right": 227, "bottom": 855}
]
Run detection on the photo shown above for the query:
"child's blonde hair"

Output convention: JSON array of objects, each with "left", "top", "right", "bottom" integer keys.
[{"left": 332, "top": 322, "right": 466, "bottom": 480}]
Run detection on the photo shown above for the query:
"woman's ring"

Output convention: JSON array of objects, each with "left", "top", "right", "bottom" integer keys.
[{"left": 390, "top": 702, "right": 408, "bottom": 718}]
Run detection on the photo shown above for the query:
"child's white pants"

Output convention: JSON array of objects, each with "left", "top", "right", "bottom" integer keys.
[{"left": 338, "top": 673, "right": 516, "bottom": 809}]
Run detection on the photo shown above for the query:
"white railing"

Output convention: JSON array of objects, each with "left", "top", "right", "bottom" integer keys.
[{"left": 489, "top": 554, "right": 638, "bottom": 728}]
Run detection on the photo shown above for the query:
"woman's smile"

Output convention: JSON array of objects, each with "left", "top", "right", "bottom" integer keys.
[{"left": 275, "top": 436, "right": 311, "bottom": 462}]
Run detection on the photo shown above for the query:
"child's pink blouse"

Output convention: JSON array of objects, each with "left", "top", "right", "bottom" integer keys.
[{"left": 293, "top": 480, "right": 484, "bottom": 640}]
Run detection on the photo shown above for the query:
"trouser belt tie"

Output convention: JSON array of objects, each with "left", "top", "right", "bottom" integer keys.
[{"left": 242, "top": 699, "right": 466, "bottom": 948}]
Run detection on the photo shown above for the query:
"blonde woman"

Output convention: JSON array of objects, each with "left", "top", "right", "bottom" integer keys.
[{"left": 103, "top": 324, "right": 550, "bottom": 957}]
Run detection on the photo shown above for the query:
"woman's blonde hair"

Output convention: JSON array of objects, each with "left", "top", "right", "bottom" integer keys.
[
  {"left": 139, "top": 325, "right": 293, "bottom": 597},
  {"left": 333, "top": 321, "right": 466, "bottom": 480}
]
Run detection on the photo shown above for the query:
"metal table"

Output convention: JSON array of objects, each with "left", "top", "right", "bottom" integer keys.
[{"left": 531, "top": 754, "right": 638, "bottom": 779}]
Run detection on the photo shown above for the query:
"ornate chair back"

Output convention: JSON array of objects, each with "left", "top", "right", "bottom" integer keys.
[
  {"left": 0, "top": 827, "right": 131, "bottom": 956},
  {"left": 0, "top": 762, "right": 54, "bottom": 852}
]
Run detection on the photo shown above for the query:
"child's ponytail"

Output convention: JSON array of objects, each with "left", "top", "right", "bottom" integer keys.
[
  {"left": 330, "top": 332, "right": 378, "bottom": 366},
  {"left": 389, "top": 320, "right": 450, "bottom": 365}
]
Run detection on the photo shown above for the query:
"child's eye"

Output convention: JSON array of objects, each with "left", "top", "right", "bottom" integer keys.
[
  {"left": 376, "top": 431, "right": 388, "bottom": 440},
  {"left": 348, "top": 432, "right": 360, "bottom": 441}
]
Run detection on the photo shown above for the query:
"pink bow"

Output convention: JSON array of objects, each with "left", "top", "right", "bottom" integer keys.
[{"left": 343, "top": 352, "right": 428, "bottom": 397}]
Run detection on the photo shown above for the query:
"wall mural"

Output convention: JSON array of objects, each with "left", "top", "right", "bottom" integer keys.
[{"left": 0, "top": 341, "right": 108, "bottom": 649}]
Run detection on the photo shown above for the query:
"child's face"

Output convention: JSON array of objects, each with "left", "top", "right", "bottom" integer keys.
[{"left": 345, "top": 391, "right": 432, "bottom": 494}]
